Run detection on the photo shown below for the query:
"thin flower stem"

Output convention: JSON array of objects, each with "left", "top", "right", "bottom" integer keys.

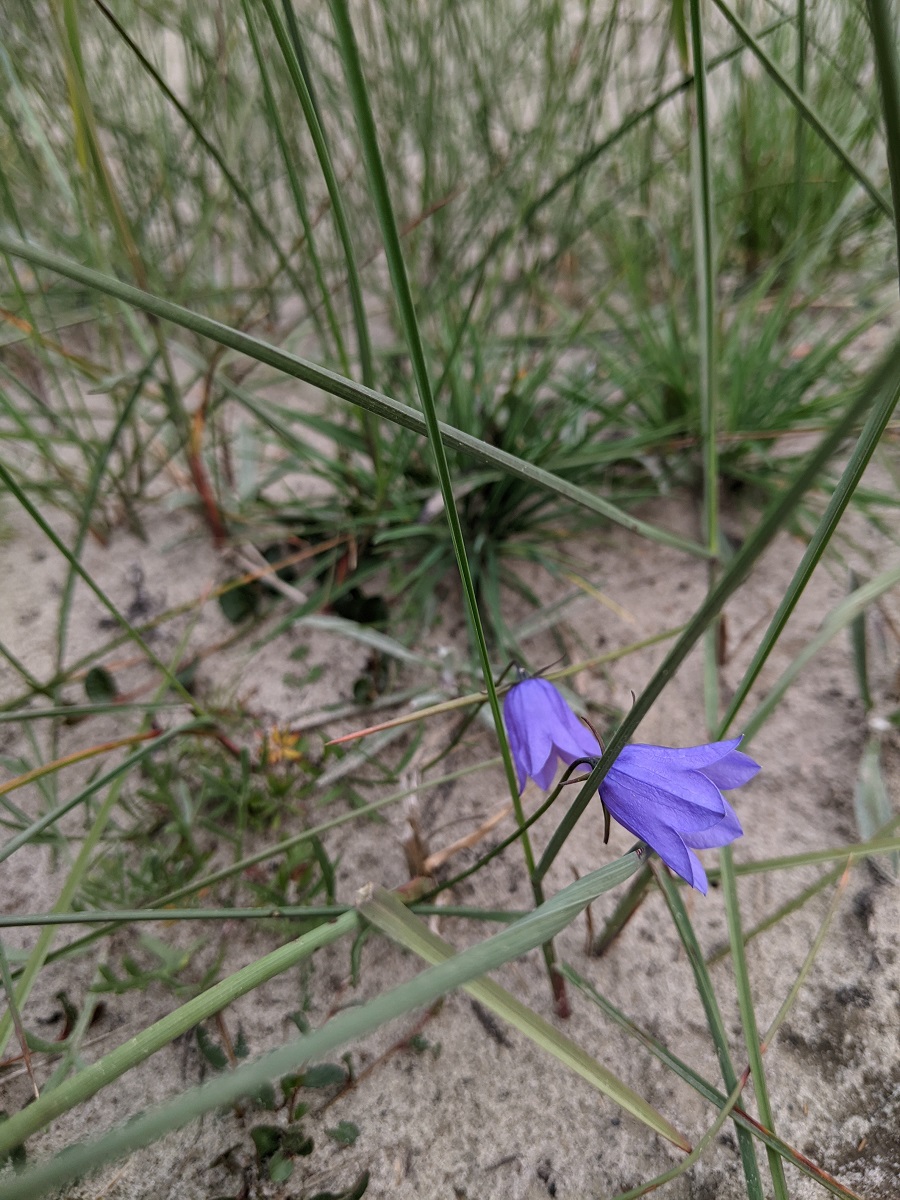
[
  {"left": 0, "top": 905, "right": 525, "bottom": 928},
  {"left": 327, "top": 0, "right": 562, "bottom": 1009}
]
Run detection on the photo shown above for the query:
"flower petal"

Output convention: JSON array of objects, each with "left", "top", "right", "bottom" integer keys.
[
  {"left": 503, "top": 679, "right": 599, "bottom": 792},
  {"left": 602, "top": 758, "right": 728, "bottom": 832},
  {"left": 602, "top": 799, "right": 710, "bottom": 893},
  {"left": 615, "top": 737, "right": 745, "bottom": 772},
  {"left": 700, "top": 749, "right": 760, "bottom": 790},
  {"left": 683, "top": 799, "right": 743, "bottom": 849}
]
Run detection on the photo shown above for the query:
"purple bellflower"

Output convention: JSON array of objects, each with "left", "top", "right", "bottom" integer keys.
[{"left": 502, "top": 677, "right": 759, "bottom": 893}]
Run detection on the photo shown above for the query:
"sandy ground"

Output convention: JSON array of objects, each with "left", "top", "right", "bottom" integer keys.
[{"left": 1, "top": 476, "right": 899, "bottom": 1200}]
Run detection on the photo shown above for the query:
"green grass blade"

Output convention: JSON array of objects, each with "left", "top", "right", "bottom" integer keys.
[
  {"left": 866, "top": 0, "right": 900, "bottom": 282},
  {"left": 362, "top": 888, "right": 690, "bottom": 1149},
  {"left": 652, "top": 863, "right": 763, "bottom": 1197},
  {"left": 688, "top": 0, "right": 721, "bottom": 734},
  {"left": 720, "top": 846, "right": 789, "bottom": 1198}
]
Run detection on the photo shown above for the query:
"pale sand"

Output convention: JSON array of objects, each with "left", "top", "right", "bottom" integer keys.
[{"left": 1, "top": 479, "right": 898, "bottom": 1200}]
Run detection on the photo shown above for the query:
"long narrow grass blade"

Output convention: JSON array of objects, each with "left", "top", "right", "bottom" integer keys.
[
  {"left": 688, "top": 0, "right": 722, "bottom": 737},
  {"left": 653, "top": 863, "right": 763, "bottom": 1196},
  {"left": 866, "top": 0, "right": 900, "bottom": 283},
  {"left": 720, "top": 846, "right": 789, "bottom": 1198},
  {"left": 362, "top": 888, "right": 689, "bottom": 1148}
]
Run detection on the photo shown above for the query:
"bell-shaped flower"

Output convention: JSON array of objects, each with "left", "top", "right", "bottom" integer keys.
[
  {"left": 503, "top": 677, "right": 601, "bottom": 792},
  {"left": 502, "top": 678, "right": 759, "bottom": 893}
]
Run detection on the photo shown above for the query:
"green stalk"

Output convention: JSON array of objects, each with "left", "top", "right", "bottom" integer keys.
[
  {"left": 866, "top": 0, "right": 900, "bottom": 289},
  {"left": 327, "top": 0, "right": 561, "bottom": 1005},
  {"left": 688, "top": 0, "right": 721, "bottom": 733},
  {"left": 720, "top": 846, "right": 789, "bottom": 1198},
  {"left": 0, "top": 905, "right": 523, "bottom": 928},
  {"left": 653, "top": 863, "right": 763, "bottom": 1196},
  {"left": 792, "top": 0, "right": 807, "bottom": 229}
]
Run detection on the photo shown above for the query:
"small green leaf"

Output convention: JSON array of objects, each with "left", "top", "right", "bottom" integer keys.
[
  {"left": 196, "top": 1026, "right": 228, "bottom": 1071},
  {"left": 249, "top": 1124, "right": 282, "bottom": 1160},
  {"left": 287, "top": 1010, "right": 309, "bottom": 1034},
  {"left": 84, "top": 666, "right": 117, "bottom": 704},
  {"left": 326, "top": 1120, "right": 359, "bottom": 1147},
  {"left": 218, "top": 584, "right": 259, "bottom": 624},
  {"left": 267, "top": 1150, "right": 294, "bottom": 1182},
  {"left": 302, "top": 1063, "right": 346, "bottom": 1089}
]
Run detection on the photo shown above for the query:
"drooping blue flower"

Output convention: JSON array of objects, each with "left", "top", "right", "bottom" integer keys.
[
  {"left": 503, "top": 677, "right": 601, "bottom": 792},
  {"left": 502, "top": 677, "right": 759, "bottom": 893}
]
